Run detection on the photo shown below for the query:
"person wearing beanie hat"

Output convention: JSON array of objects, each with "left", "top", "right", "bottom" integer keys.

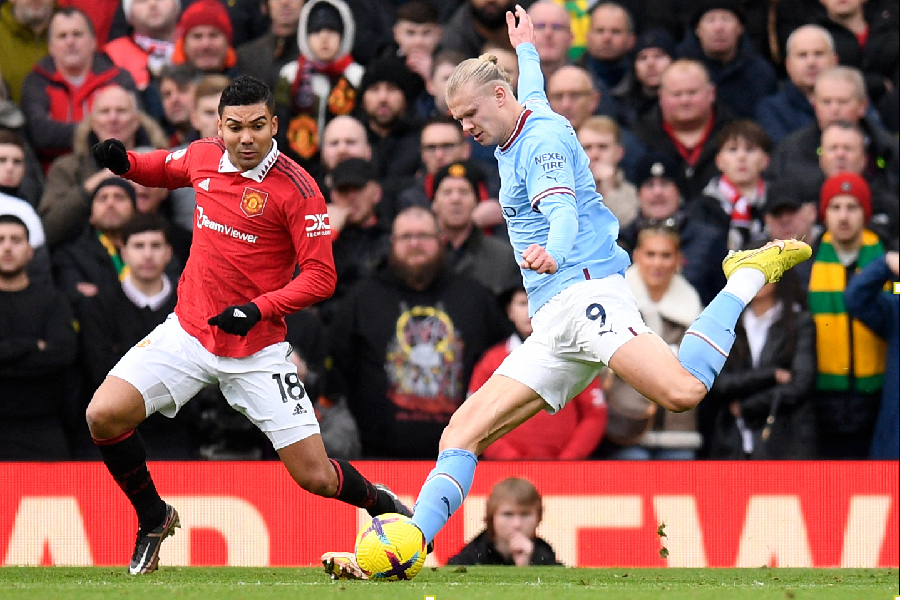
[
  {"left": 632, "top": 153, "right": 683, "bottom": 193},
  {"left": 172, "top": 0, "right": 237, "bottom": 74},
  {"left": 105, "top": 0, "right": 182, "bottom": 91},
  {"left": 274, "top": 0, "right": 363, "bottom": 165},
  {"left": 431, "top": 160, "right": 522, "bottom": 297},
  {"left": 690, "top": 0, "right": 746, "bottom": 29},
  {"left": 52, "top": 174, "right": 138, "bottom": 304},
  {"left": 430, "top": 160, "right": 488, "bottom": 202},
  {"left": 819, "top": 171, "right": 871, "bottom": 223},
  {"left": 623, "top": 151, "right": 731, "bottom": 304},
  {"left": 809, "top": 168, "right": 888, "bottom": 458},
  {"left": 307, "top": 2, "right": 344, "bottom": 37},
  {"left": 356, "top": 52, "right": 424, "bottom": 179},
  {"left": 92, "top": 177, "right": 138, "bottom": 207},
  {"left": 614, "top": 28, "right": 674, "bottom": 129},
  {"left": 676, "top": 0, "right": 777, "bottom": 119}
]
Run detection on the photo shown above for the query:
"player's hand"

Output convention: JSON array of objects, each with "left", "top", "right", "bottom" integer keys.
[
  {"left": 520, "top": 243, "right": 558, "bottom": 274},
  {"left": 886, "top": 251, "right": 899, "bottom": 276},
  {"left": 207, "top": 302, "right": 262, "bottom": 336},
  {"left": 509, "top": 532, "right": 534, "bottom": 567},
  {"left": 506, "top": 4, "right": 534, "bottom": 49},
  {"left": 91, "top": 139, "right": 130, "bottom": 175}
]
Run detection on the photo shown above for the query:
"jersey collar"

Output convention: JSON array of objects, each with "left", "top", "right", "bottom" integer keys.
[
  {"left": 218, "top": 140, "right": 280, "bottom": 182},
  {"left": 499, "top": 108, "right": 532, "bottom": 153}
]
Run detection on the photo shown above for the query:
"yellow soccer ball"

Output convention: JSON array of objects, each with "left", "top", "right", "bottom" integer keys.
[{"left": 354, "top": 513, "right": 427, "bottom": 581}]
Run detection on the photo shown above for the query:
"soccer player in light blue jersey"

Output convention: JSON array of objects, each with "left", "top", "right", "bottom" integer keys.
[{"left": 322, "top": 6, "right": 811, "bottom": 577}]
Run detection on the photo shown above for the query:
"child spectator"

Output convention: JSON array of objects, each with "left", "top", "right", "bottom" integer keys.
[
  {"left": 420, "top": 49, "right": 467, "bottom": 119},
  {"left": 695, "top": 120, "right": 773, "bottom": 252},
  {"left": 447, "top": 477, "right": 562, "bottom": 566},
  {"left": 274, "top": 0, "right": 363, "bottom": 165},
  {"left": 386, "top": 1, "right": 442, "bottom": 85}
]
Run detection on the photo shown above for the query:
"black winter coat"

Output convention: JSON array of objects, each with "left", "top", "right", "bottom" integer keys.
[
  {"left": 632, "top": 102, "right": 736, "bottom": 200},
  {"left": 707, "top": 305, "right": 817, "bottom": 459},
  {"left": 447, "top": 531, "right": 562, "bottom": 566}
]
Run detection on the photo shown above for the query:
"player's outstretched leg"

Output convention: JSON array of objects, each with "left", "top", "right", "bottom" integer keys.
[
  {"left": 411, "top": 378, "right": 545, "bottom": 545},
  {"left": 87, "top": 376, "right": 174, "bottom": 574},
  {"left": 679, "top": 238, "right": 812, "bottom": 389}
]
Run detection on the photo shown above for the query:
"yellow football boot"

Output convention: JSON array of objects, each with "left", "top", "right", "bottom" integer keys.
[{"left": 722, "top": 239, "right": 812, "bottom": 283}]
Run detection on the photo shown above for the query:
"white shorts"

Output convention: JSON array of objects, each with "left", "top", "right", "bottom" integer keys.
[
  {"left": 109, "top": 314, "right": 319, "bottom": 450},
  {"left": 496, "top": 274, "right": 651, "bottom": 413}
]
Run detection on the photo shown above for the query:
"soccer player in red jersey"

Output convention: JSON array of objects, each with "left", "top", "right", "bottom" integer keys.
[{"left": 86, "top": 76, "right": 411, "bottom": 575}]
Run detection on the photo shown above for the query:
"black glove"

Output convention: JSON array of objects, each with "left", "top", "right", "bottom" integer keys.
[
  {"left": 91, "top": 139, "right": 130, "bottom": 175},
  {"left": 207, "top": 303, "right": 262, "bottom": 336}
]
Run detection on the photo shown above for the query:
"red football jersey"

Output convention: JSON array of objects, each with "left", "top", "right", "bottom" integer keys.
[{"left": 124, "top": 138, "right": 336, "bottom": 357}]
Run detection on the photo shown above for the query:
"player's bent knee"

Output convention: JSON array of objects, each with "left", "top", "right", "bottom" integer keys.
[
  {"left": 85, "top": 378, "right": 147, "bottom": 439},
  {"left": 439, "top": 413, "right": 481, "bottom": 454},
  {"left": 300, "top": 467, "right": 338, "bottom": 497},
  {"left": 663, "top": 374, "right": 707, "bottom": 413}
]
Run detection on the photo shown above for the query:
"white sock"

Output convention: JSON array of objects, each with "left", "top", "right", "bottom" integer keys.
[{"left": 723, "top": 268, "right": 767, "bottom": 305}]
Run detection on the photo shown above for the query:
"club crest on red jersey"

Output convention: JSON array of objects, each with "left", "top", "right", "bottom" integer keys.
[{"left": 240, "top": 187, "right": 268, "bottom": 217}]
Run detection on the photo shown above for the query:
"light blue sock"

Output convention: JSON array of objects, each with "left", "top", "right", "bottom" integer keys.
[
  {"left": 412, "top": 448, "right": 478, "bottom": 543},
  {"left": 678, "top": 291, "right": 745, "bottom": 390}
]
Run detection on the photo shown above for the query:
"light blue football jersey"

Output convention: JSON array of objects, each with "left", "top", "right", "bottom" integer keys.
[{"left": 496, "top": 43, "right": 630, "bottom": 316}]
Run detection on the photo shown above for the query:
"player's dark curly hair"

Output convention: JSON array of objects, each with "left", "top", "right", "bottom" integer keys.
[{"left": 217, "top": 75, "right": 275, "bottom": 117}]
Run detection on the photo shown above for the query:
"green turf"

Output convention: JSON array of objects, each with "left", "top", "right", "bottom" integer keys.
[{"left": 0, "top": 567, "right": 896, "bottom": 600}]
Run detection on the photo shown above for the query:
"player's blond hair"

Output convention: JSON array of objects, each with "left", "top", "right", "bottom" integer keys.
[{"left": 445, "top": 53, "right": 512, "bottom": 102}]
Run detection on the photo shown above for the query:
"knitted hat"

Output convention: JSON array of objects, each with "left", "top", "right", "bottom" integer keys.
[
  {"left": 91, "top": 177, "right": 137, "bottom": 206},
  {"left": 178, "top": 0, "right": 233, "bottom": 44},
  {"left": 123, "top": 0, "right": 182, "bottom": 22},
  {"left": 633, "top": 153, "right": 683, "bottom": 191},
  {"left": 633, "top": 28, "right": 676, "bottom": 58},
  {"left": 819, "top": 172, "right": 871, "bottom": 222},
  {"left": 307, "top": 2, "right": 344, "bottom": 35},
  {"left": 690, "top": 0, "right": 746, "bottom": 28},
  {"left": 359, "top": 54, "right": 423, "bottom": 106},
  {"left": 431, "top": 160, "right": 487, "bottom": 201}
]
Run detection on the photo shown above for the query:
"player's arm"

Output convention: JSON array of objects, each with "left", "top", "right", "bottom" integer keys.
[
  {"left": 91, "top": 139, "right": 192, "bottom": 189},
  {"left": 521, "top": 139, "right": 579, "bottom": 274},
  {"left": 252, "top": 193, "right": 337, "bottom": 319},
  {"left": 507, "top": 5, "right": 545, "bottom": 105}
]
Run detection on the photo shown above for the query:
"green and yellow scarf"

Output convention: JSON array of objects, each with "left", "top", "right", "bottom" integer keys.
[
  {"left": 97, "top": 232, "right": 130, "bottom": 282},
  {"left": 808, "top": 230, "right": 886, "bottom": 393}
]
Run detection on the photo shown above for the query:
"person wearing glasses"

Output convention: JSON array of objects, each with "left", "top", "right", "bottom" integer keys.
[
  {"left": 397, "top": 115, "right": 504, "bottom": 233},
  {"left": 324, "top": 205, "right": 510, "bottom": 459},
  {"left": 527, "top": 1, "right": 573, "bottom": 82}
]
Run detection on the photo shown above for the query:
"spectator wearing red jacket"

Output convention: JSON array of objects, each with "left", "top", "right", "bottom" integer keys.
[
  {"left": 473, "top": 285, "right": 607, "bottom": 460},
  {"left": 21, "top": 7, "right": 137, "bottom": 170}
]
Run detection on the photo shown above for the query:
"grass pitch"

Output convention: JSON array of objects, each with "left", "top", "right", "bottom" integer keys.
[{"left": 0, "top": 567, "right": 896, "bottom": 600}]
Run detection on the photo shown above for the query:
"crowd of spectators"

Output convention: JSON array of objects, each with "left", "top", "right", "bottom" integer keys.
[{"left": 0, "top": 0, "right": 897, "bottom": 462}]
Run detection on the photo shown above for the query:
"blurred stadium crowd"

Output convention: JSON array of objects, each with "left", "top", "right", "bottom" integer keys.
[{"left": 0, "top": 0, "right": 897, "bottom": 462}]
